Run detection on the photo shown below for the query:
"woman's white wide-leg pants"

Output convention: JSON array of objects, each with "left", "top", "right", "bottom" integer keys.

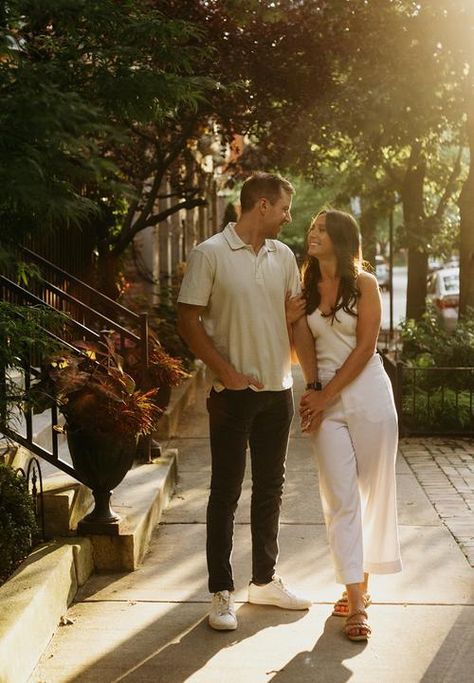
[{"left": 310, "top": 356, "right": 402, "bottom": 585}]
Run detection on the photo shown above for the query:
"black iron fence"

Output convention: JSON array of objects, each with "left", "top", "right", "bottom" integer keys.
[
  {"left": 15, "top": 457, "right": 45, "bottom": 541},
  {"left": 0, "top": 252, "right": 152, "bottom": 484},
  {"left": 381, "top": 354, "right": 474, "bottom": 436}
]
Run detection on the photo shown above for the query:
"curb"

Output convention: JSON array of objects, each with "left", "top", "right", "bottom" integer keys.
[{"left": 0, "top": 538, "right": 93, "bottom": 683}]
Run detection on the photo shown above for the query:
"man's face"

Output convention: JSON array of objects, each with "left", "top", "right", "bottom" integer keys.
[{"left": 262, "top": 190, "right": 293, "bottom": 237}]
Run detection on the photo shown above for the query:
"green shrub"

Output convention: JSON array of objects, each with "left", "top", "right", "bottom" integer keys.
[
  {"left": 400, "top": 306, "right": 474, "bottom": 367},
  {"left": 0, "top": 463, "right": 37, "bottom": 584},
  {"left": 402, "top": 388, "right": 474, "bottom": 432},
  {"left": 399, "top": 308, "right": 474, "bottom": 432}
]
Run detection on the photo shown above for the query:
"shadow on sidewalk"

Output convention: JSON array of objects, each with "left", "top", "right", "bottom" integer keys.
[
  {"left": 270, "top": 615, "right": 365, "bottom": 683},
  {"left": 63, "top": 602, "right": 309, "bottom": 682},
  {"left": 420, "top": 604, "right": 474, "bottom": 682}
]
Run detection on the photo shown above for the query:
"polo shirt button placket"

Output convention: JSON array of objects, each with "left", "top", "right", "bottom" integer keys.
[{"left": 255, "top": 250, "right": 265, "bottom": 284}]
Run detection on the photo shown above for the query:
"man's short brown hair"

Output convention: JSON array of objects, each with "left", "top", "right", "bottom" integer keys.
[{"left": 240, "top": 172, "right": 295, "bottom": 213}]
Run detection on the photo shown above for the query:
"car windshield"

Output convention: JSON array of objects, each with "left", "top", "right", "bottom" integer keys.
[{"left": 443, "top": 274, "right": 459, "bottom": 293}]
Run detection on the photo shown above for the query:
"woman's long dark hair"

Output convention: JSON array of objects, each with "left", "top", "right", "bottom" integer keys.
[{"left": 301, "top": 209, "right": 365, "bottom": 320}]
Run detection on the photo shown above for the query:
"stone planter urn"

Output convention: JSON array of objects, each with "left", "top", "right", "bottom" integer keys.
[{"left": 67, "top": 426, "right": 138, "bottom": 534}]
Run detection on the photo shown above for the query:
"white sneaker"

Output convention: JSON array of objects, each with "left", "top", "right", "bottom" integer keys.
[
  {"left": 208, "top": 590, "right": 238, "bottom": 631},
  {"left": 248, "top": 576, "right": 311, "bottom": 610}
]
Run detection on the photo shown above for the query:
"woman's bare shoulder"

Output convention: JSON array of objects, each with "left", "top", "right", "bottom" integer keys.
[{"left": 357, "top": 270, "right": 379, "bottom": 293}]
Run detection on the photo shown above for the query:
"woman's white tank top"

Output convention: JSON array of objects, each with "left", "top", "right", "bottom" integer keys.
[
  {"left": 306, "top": 302, "right": 395, "bottom": 424},
  {"left": 306, "top": 306, "right": 358, "bottom": 373}
]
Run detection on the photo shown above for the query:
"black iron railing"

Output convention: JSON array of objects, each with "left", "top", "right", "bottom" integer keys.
[
  {"left": 15, "top": 457, "right": 45, "bottom": 541},
  {"left": 0, "top": 256, "right": 151, "bottom": 483},
  {"left": 381, "top": 354, "right": 474, "bottom": 436},
  {"left": 20, "top": 246, "right": 136, "bottom": 324}
]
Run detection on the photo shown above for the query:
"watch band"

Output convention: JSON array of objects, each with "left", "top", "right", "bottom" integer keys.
[{"left": 305, "top": 381, "right": 322, "bottom": 391}]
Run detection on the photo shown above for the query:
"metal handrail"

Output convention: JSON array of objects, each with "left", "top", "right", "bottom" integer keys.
[
  {"left": 3, "top": 425, "right": 86, "bottom": 483},
  {"left": 1, "top": 261, "right": 152, "bottom": 483},
  {"left": 38, "top": 278, "right": 140, "bottom": 342},
  {"left": 20, "top": 245, "right": 140, "bottom": 321},
  {"left": 0, "top": 275, "right": 102, "bottom": 341},
  {"left": 11, "top": 249, "right": 148, "bottom": 369}
]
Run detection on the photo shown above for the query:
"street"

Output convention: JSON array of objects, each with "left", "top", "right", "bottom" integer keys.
[{"left": 381, "top": 265, "right": 407, "bottom": 330}]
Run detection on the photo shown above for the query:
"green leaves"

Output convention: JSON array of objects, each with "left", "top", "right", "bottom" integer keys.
[
  {"left": 0, "top": 464, "right": 37, "bottom": 584},
  {"left": 0, "top": 301, "right": 64, "bottom": 427},
  {"left": 400, "top": 305, "right": 474, "bottom": 367},
  {"left": 29, "top": 334, "right": 165, "bottom": 437},
  {"left": 0, "top": 0, "right": 213, "bottom": 245}
]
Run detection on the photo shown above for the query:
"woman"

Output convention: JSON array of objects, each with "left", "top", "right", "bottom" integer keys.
[{"left": 292, "top": 209, "right": 402, "bottom": 642}]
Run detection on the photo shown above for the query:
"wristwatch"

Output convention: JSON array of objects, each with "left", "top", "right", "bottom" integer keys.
[{"left": 305, "top": 381, "right": 322, "bottom": 391}]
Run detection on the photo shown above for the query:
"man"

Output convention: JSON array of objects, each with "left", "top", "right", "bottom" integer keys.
[{"left": 177, "top": 172, "right": 310, "bottom": 631}]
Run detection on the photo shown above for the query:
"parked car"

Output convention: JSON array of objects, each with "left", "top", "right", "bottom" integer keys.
[
  {"left": 375, "top": 255, "right": 390, "bottom": 291},
  {"left": 426, "top": 266, "right": 459, "bottom": 330},
  {"left": 428, "top": 256, "right": 459, "bottom": 273}
]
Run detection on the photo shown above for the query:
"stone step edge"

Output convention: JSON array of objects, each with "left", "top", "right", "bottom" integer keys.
[
  {"left": 0, "top": 538, "right": 94, "bottom": 683},
  {"left": 85, "top": 450, "right": 178, "bottom": 571}
]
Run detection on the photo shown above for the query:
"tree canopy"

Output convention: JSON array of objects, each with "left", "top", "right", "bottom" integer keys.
[{"left": 2, "top": 0, "right": 473, "bottom": 316}]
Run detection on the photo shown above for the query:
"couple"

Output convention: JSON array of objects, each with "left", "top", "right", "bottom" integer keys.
[{"left": 177, "top": 172, "right": 402, "bottom": 642}]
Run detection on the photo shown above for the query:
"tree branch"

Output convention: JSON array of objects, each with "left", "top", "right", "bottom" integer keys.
[
  {"left": 122, "top": 197, "right": 139, "bottom": 234},
  {"left": 111, "top": 196, "right": 208, "bottom": 255},
  {"left": 122, "top": 124, "right": 198, "bottom": 241}
]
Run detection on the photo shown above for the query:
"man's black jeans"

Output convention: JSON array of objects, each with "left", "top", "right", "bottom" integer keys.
[{"left": 206, "top": 387, "right": 294, "bottom": 593}]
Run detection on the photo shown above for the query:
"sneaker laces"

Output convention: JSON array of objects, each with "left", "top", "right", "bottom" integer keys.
[
  {"left": 215, "top": 591, "right": 232, "bottom": 615},
  {"left": 273, "top": 576, "right": 293, "bottom": 597}
]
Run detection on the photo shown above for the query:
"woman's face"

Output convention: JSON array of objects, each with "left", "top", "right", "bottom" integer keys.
[{"left": 307, "top": 214, "right": 334, "bottom": 259}]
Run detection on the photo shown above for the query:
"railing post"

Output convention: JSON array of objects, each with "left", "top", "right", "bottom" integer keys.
[
  {"left": 139, "top": 312, "right": 149, "bottom": 372},
  {"left": 26, "top": 457, "right": 45, "bottom": 541},
  {"left": 395, "top": 360, "right": 405, "bottom": 436},
  {"left": 139, "top": 313, "right": 152, "bottom": 463}
]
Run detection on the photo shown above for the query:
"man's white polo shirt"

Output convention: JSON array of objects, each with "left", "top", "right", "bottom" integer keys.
[{"left": 178, "top": 222, "right": 301, "bottom": 391}]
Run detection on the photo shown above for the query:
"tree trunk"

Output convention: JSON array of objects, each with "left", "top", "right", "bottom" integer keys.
[
  {"left": 402, "top": 147, "right": 428, "bottom": 320},
  {"left": 458, "top": 107, "right": 474, "bottom": 317},
  {"left": 406, "top": 248, "right": 428, "bottom": 320}
]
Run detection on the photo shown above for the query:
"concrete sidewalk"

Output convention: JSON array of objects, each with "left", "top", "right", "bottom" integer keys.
[{"left": 31, "top": 368, "right": 474, "bottom": 683}]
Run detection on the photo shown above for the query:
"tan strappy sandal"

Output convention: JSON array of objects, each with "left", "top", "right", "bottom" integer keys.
[
  {"left": 344, "top": 609, "right": 372, "bottom": 642},
  {"left": 332, "top": 591, "right": 371, "bottom": 617}
]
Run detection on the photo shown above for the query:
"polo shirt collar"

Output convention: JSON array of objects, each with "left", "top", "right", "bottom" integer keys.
[{"left": 223, "top": 223, "right": 277, "bottom": 252}]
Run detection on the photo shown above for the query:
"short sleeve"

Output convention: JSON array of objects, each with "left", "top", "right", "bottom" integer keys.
[
  {"left": 287, "top": 252, "right": 302, "bottom": 297},
  {"left": 177, "top": 248, "right": 215, "bottom": 307}
]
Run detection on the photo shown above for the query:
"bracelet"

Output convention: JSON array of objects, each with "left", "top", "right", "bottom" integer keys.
[{"left": 305, "top": 381, "right": 322, "bottom": 391}]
